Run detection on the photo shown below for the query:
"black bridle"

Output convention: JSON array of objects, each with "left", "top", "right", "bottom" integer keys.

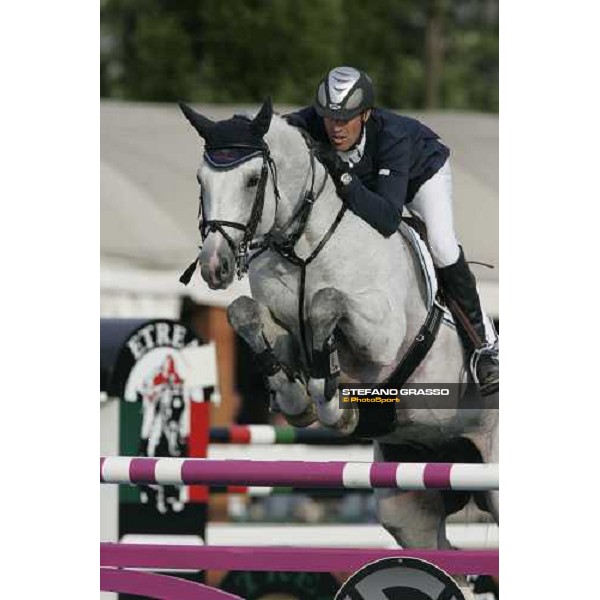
[
  {"left": 179, "top": 131, "right": 350, "bottom": 366},
  {"left": 200, "top": 142, "right": 280, "bottom": 278},
  {"left": 179, "top": 136, "right": 331, "bottom": 285}
]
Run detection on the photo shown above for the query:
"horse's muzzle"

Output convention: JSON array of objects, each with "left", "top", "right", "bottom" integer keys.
[{"left": 199, "top": 235, "right": 236, "bottom": 289}]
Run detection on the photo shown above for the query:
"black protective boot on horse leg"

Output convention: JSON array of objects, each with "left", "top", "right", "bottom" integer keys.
[
  {"left": 437, "top": 247, "right": 499, "bottom": 396},
  {"left": 310, "top": 334, "right": 341, "bottom": 401},
  {"left": 308, "top": 287, "right": 357, "bottom": 433},
  {"left": 308, "top": 288, "right": 345, "bottom": 401},
  {"left": 227, "top": 296, "right": 316, "bottom": 426}
]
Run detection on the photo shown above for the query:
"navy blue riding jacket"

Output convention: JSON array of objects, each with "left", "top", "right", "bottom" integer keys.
[{"left": 287, "top": 107, "right": 450, "bottom": 237}]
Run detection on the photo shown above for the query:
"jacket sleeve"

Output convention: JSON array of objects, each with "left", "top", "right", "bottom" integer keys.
[
  {"left": 282, "top": 107, "right": 316, "bottom": 131},
  {"left": 341, "top": 134, "right": 411, "bottom": 237}
]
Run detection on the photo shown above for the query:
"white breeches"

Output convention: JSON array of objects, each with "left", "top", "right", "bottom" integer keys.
[
  {"left": 409, "top": 159, "right": 460, "bottom": 268},
  {"left": 409, "top": 159, "right": 498, "bottom": 345}
]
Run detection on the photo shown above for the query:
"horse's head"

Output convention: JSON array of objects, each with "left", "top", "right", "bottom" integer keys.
[{"left": 179, "top": 98, "right": 279, "bottom": 289}]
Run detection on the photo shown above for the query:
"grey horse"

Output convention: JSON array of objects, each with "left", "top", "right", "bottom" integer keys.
[{"left": 179, "top": 99, "right": 498, "bottom": 562}]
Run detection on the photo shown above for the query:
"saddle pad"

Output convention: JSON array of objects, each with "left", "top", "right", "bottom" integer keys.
[{"left": 398, "top": 221, "right": 454, "bottom": 326}]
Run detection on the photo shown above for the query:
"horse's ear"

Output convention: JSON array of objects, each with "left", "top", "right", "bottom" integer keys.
[
  {"left": 251, "top": 97, "right": 273, "bottom": 137},
  {"left": 178, "top": 102, "right": 214, "bottom": 138}
]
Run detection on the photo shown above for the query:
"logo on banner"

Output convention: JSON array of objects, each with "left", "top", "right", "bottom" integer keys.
[
  {"left": 334, "top": 557, "right": 466, "bottom": 600},
  {"left": 137, "top": 353, "right": 187, "bottom": 459},
  {"left": 117, "top": 320, "right": 217, "bottom": 514}
]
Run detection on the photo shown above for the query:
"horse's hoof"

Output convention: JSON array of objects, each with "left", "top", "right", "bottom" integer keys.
[
  {"left": 328, "top": 407, "right": 358, "bottom": 436},
  {"left": 283, "top": 403, "right": 318, "bottom": 428}
]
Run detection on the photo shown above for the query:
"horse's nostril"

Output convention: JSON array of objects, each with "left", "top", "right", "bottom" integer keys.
[{"left": 221, "top": 256, "right": 230, "bottom": 275}]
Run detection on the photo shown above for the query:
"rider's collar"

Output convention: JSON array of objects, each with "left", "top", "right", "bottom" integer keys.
[{"left": 337, "top": 125, "right": 367, "bottom": 168}]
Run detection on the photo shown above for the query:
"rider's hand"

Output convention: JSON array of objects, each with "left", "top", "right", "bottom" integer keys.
[
  {"left": 314, "top": 143, "right": 353, "bottom": 198},
  {"left": 314, "top": 143, "right": 347, "bottom": 176}
]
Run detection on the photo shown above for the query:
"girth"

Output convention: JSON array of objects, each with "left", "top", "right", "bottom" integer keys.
[{"left": 352, "top": 298, "right": 445, "bottom": 438}]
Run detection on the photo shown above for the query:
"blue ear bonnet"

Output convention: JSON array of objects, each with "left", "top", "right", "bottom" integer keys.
[{"left": 205, "top": 147, "right": 263, "bottom": 168}]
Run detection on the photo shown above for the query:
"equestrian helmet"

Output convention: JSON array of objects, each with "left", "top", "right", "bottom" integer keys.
[{"left": 314, "top": 66, "right": 374, "bottom": 121}]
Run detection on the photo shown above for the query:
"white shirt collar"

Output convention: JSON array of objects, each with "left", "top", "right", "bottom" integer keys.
[{"left": 337, "top": 126, "right": 366, "bottom": 169}]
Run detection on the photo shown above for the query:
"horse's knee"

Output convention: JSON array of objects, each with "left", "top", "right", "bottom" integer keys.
[
  {"left": 227, "top": 296, "right": 266, "bottom": 348},
  {"left": 227, "top": 296, "right": 261, "bottom": 332}
]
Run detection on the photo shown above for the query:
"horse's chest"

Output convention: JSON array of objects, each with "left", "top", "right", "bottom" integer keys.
[{"left": 250, "top": 259, "right": 302, "bottom": 328}]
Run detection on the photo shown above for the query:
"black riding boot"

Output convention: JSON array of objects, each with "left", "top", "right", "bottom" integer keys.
[{"left": 437, "top": 248, "right": 499, "bottom": 396}]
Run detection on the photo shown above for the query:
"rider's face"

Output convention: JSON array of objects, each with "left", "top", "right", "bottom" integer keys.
[{"left": 324, "top": 111, "right": 369, "bottom": 151}]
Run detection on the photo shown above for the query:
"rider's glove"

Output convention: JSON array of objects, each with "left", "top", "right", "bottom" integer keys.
[{"left": 314, "top": 143, "right": 354, "bottom": 198}]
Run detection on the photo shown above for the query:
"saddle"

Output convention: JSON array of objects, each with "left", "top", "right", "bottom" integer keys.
[
  {"left": 400, "top": 211, "right": 452, "bottom": 319},
  {"left": 351, "top": 213, "right": 459, "bottom": 439},
  {"left": 351, "top": 215, "right": 452, "bottom": 439},
  {"left": 403, "top": 212, "right": 430, "bottom": 248}
]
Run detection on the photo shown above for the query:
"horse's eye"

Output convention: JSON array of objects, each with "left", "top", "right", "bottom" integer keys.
[{"left": 246, "top": 174, "right": 260, "bottom": 188}]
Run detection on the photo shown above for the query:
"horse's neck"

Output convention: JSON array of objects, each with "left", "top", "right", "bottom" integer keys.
[
  {"left": 270, "top": 137, "right": 343, "bottom": 257},
  {"left": 267, "top": 124, "right": 435, "bottom": 377},
  {"left": 268, "top": 126, "right": 424, "bottom": 323},
  {"left": 293, "top": 166, "right": 342, "bottom": 257}
]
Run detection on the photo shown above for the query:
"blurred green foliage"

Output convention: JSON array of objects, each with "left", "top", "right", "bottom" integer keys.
[{"left": 101, "top": 0, "right": 498, "bottom": 112}]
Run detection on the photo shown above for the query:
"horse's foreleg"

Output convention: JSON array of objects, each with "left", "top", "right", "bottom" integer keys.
[
  {"left": 307, "top": 288, "right": 358, "bottom": 434},
  {"left": 227, "top": 296, "right": 316, "bottom": 426}
]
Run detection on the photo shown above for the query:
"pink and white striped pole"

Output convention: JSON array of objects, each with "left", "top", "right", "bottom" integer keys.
[{"left": 100, "top": 457, "right": 499, "bottom": 491}]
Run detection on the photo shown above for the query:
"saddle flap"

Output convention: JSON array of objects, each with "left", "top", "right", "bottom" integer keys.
[{"left": 399, "top": 215, "right": 453, "bottom": 322}]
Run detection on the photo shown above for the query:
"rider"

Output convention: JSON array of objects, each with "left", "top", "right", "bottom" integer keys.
[{"left": 285, "top": 66, "right": 499, "bottom": 396}]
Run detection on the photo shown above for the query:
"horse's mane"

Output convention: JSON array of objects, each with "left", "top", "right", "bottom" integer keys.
[
  {"left": 264, "top": 113, "right": 318, "bottom": 168},
  {"left": 231, "top": 108, "right": 318, "bottom": 156}
]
